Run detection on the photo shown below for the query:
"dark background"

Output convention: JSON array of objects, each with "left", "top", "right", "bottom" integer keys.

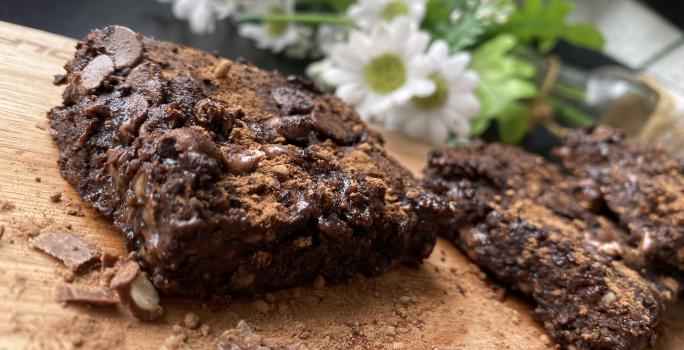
[
  {"left": 0, "top": 0, "right": 310, "bottom": 75},
  {"left": 4, "top": 0, "right": 681, "bottom": 75},
  {"left": 1, "top": 0, "right": 682, "bottom": 154}
]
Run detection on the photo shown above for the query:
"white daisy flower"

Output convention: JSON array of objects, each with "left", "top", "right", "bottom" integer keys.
[
  {"left": 306, "top": 58, "right": 335, "bottom": 91},
  {"left": 160, "top": 0, "right": 240, "bottom": 34},
  {"left": 238, "top": 0, "right": 300, "bottom": 53},
  {"left": 347, "top": 0, "right": 427, "bottom": 29},
  {"left": 316, "top": 24, "right": 349, "bottom": 55},
  {"left": 385, "top": 40, "right": 480, "bottom": 145},
  {"left": 322, "top": 17, "right": 436, "bottom": 119},
  {"left": 284, "top": 26, "right": 316, "bottom": 59}
]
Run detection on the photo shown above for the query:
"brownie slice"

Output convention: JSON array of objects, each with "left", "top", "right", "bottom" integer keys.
[
  {"left": 48, "top": 26, "right": 440, "bottom": 297},
  {"left": 557, "top": 126, "right": 684, "bottom": 272},
  {"left": 424, "top": 143, "right": 678, "bottom": 350}
]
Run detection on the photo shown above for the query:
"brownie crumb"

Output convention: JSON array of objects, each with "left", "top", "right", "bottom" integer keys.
[
  {"left": 0, "top": 200, "right": 15, "bottom": 212},
  {"left": 312, "top": 275, "right": 326, "bottom": 290},
  {"left": 183, "top": 312, "right": 200, "bottom": 330},
  {"left": 254, "top": 299, "right": 270, "bottom": 314},
  {"left": 200, "top": 324, "right": 211, "bottom": 336},
  {"left": 216, "top": 320, "right": 309, "bottom": 350},
  {"left": 49, "top": 192, "right": 62, "bottom": 203}
]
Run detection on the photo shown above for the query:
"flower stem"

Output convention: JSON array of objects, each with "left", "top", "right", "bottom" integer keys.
[
  {"left": 236, "top": 12, "right": 355, "bottom": 26},
  {"left": 546, "top": 96, "right": 595, "bottom": 127}
]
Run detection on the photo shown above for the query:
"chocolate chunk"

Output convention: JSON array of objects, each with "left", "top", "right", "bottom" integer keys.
[
  {"left": 53, "top": 73, "right": 67, "bottom": 85},
  {"left": 56, "top": 284, "right": 120, "bottom": 305},
  {"left": 110, "top": 259, "right": 163, "bottom": 321},
  {"left": 195, "top": 98, "right": 235, "bottom": 135},
  {"left": 265, "top": 115, "right": 313, "bottom": 144},
  {"left": 224, "top": 148, "right": 265, "bottom": 175},
  {"left": 317, "top": 215, "right": 351, "bottom": 238},
  {"left": 286, "top": 75, "right": 322, "bottom": 94},
  {"left": 101, "top": 252, "right": 120, "bottom": 269},
  {"left": 262, "top": 144, "right": 296, "bottom": 159},
  {"left": 311, "top": 108, "right": 356, "bottom": 144},
  {"left": 102, "top": 25, "right": 143, "bottom": 69},
  {"left": 271, "top": 86, "right": 314, "bottom": 115},
  {"left": 31, "top": 230, "right": 101, "bottom": 273},
  {"left": 79, "top": 55, "right": 114, "bottom": 92},
  {"left": 49, "top": 192, "right": 62, "bottom": 202},
  {"left": 125, "top": 62, "right": 163, "bottom": 104},
  {"left": 118, "top": 93, "right": 149, "bottom": 137}
]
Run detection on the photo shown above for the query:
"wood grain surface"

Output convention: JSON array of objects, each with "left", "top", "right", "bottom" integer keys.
[{"left": 0, "top": 21, "right": 682, "bottom": 350}]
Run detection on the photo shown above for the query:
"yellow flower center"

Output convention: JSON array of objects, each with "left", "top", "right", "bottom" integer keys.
[
  {"left": 363, "top": 53, "right": 407, "bottom": 94},
  {"left": 266, "top": 8, "right": 287, "bottom": 37},
  {"left": 412, "top": 73, "right": 449, "bottom": 110},
  {"left": 380, "top": 1, "right": 410, "bottom": 21}
]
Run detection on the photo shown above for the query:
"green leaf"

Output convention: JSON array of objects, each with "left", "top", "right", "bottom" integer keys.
[
  {"left": 496, "top": 103, "right": 531, "bottom": 144},
  {"left": 326, "top": 0, "right": 355, "bottom": 12},
  {"left": 423, "top": 0, "right": 514, "bottom": 51},
  {"left": 469, "top": 34, "right": 538, "bottom": 140},
  {"left": 492, "top": 0, "right": 604, "bottom": 52}
]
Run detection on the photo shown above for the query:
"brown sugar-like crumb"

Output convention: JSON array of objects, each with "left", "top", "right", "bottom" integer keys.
[
  {"left": 48, "top": 25, "right": 442, "bottom": 298},
  {"left": 0, "top": 225, "right": 4, "bottom": 241},
  {"left": 49, "top": 192, "right": 62, "bottom": 202},
  {"left": 254, "top": 299, "right": 270, "bottom": 314},
  {"left": 0, "top": 200, "right": 15, "bottom": 212},
  {"left": 34, "top": 177, "right": 41, "bottom": 182},
  {"left": 30, "top": 229, "right": 101, "bottom": 273},
  {"left": 216, "top": 320, "right": 309, "bottom": 350}
]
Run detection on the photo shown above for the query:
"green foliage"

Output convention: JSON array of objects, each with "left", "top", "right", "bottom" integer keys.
[
  {"left": 326, "top": 0, "right": 355, "bottom": 12},
  {"left": 423, "top": 0, "right": 513, "bottom": 51},
  {"left": 492, "top": 0, "right": 604, "bottom": 52},
  {"left": 469, "top": 34, "right": 537, "bottom": 143}
]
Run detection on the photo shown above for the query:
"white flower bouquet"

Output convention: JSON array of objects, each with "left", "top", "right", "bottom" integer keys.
[{"left": 160, "top": 0, "right": 604, "bottom": 146}]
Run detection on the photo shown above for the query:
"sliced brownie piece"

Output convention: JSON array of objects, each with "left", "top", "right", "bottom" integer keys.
[
  {"left": 424, "top": 143, "right": 678, "bottom": 350},
  {"left": 557, "top": 126, "right": 684, "bottom": 272},
  {"left": 48, "top": 25, "right": 440, "bottom": 297}
]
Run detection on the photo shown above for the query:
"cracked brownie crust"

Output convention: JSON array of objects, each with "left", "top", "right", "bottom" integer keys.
[
  {"left": 48, "top": 26, "right": 440, "bottom": 297},
  {"left": 557, "top": 126, "right": 684, "bottom": 272},
  {"left": 424, "top": 143, "right": 679, "bottom": 350}
]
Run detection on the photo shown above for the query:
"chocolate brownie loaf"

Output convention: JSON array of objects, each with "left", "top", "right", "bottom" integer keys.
[
  {"left": 48, "top": 26, "right": 441, "bottom": 297},
  {"left": 424, "top": 143, "right": 679, "bottom": 350},
  {"left": 557, "top": 126, "right": 684, "bottom": 272}
]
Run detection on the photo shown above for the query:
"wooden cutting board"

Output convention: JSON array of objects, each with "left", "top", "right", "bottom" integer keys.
[{"left": 0, "top": 21, "right": 682, "bottom": 350}]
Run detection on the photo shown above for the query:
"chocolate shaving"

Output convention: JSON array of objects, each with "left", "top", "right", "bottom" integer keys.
[
  {"left": 102, "top": 25, "right": 143, "bottom": 69},
  {"left": 79, "top": 55, "right": 114, "bottom": 93},
  {"left": 56, "top": 284, "right": 119, "bottom": 305},
  {"left": 271, "top": 86, "right": 313, "bottom": 116},
  {"left": 31, "top": 230, "right": 101, "bottom": 273}
]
